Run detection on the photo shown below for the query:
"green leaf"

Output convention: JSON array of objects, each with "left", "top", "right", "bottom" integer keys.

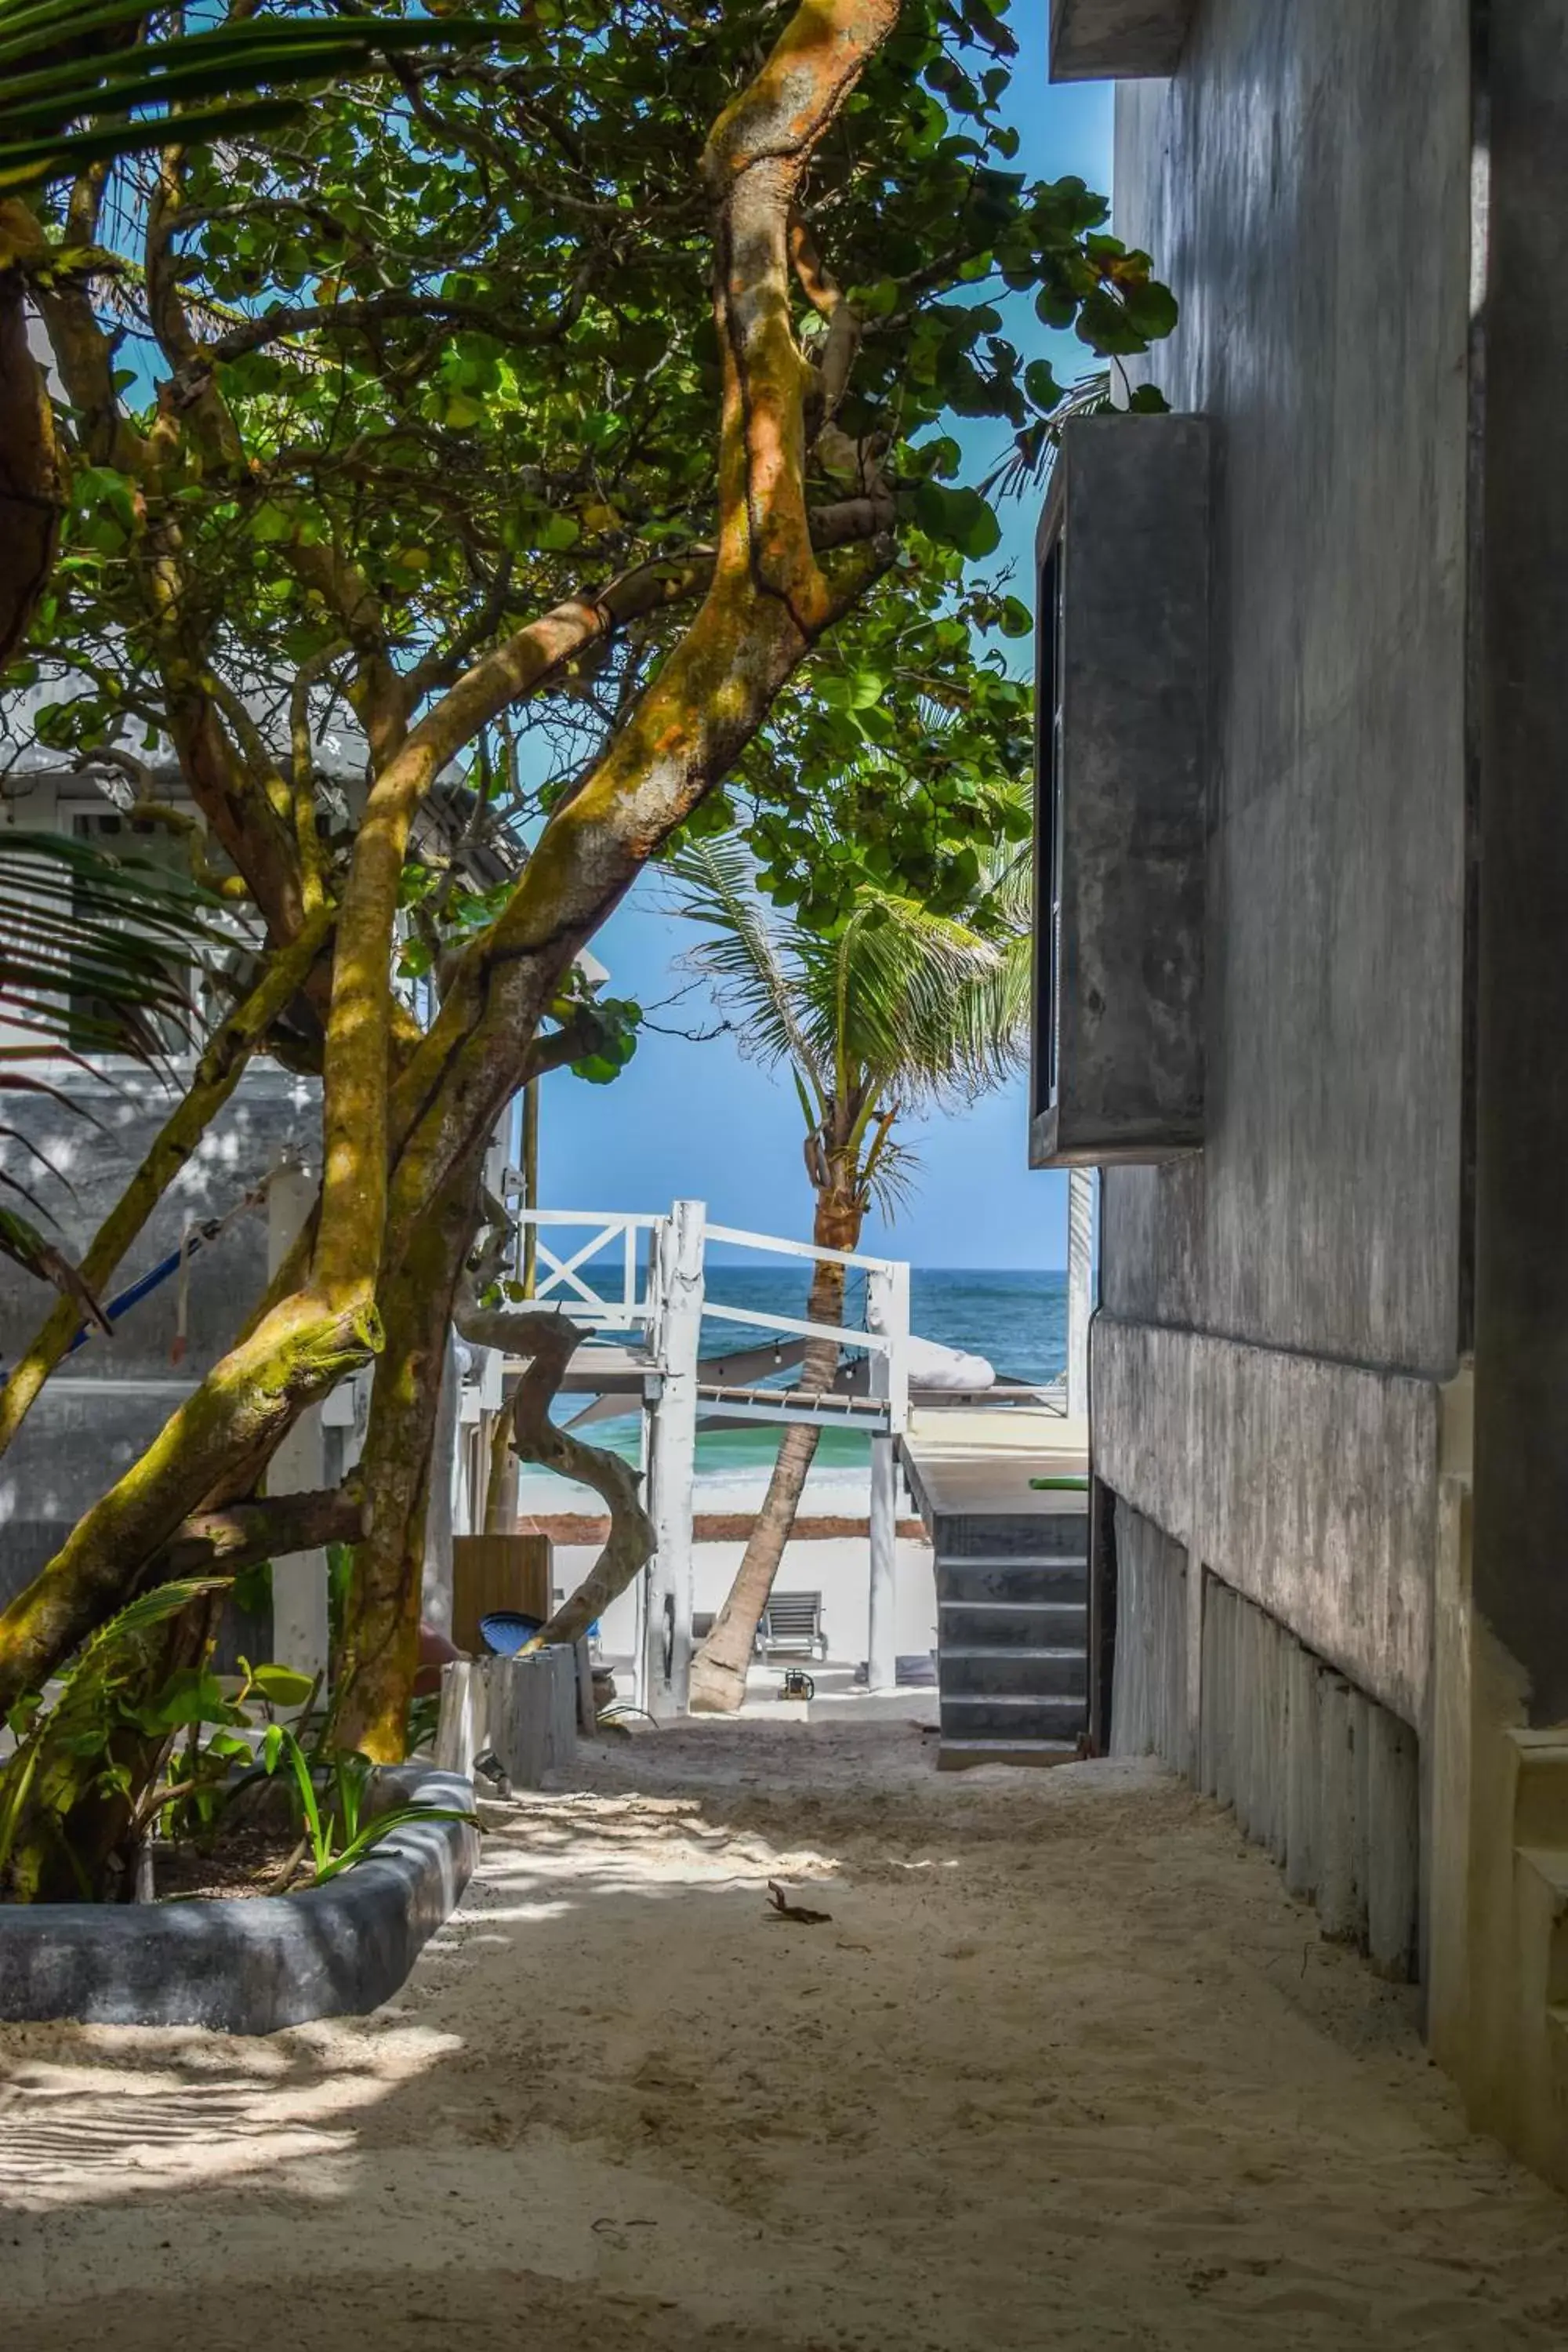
[
  {"left": 911, "top": 481, "right": 1001, "bottom": 559},
  {"left": 1023, "top": 358, "right": 1062, "bottom": 413},
  {"left": 5, "top": 1694, "right": 42, "bottom": 1740},
  {"left": 232, "top": 1557, "right": 273, "bottom": 1618},
  {"left": 1127, "top": 383, "right": 1171, "bottom": 414},
  {"left": 250, "top": 1663, "right": 317, "bottom": 1708},
  {"left": 531, "top": 511, "right": 581, "bottom": 553},
  {"left": 1120, "top": 278, "right": 1179, "bottom": 340},
  {"left": 251, "top": 499, "right": 292, "bottom": 544}
]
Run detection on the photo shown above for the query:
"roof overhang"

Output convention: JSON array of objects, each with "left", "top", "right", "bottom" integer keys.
[{"left": 1049, "top": 0, "right": 1195, "bottom": 82}]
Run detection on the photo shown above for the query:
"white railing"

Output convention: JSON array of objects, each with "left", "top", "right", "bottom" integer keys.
[
  {"left": 702, "top": 1221, "right": 910, "bottom": 1434},
  {"left": 504, "top": 1205, "right": 662, "bottom": 1332},
  {"left": 495, "top": 1197, "right": 914, "bottom": 1715}
]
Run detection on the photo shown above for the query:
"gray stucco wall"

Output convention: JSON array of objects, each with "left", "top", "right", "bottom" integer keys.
[
  {"left": 1103, "top": 0, "right": 1472, "bottom": 1380},
  {"left": 0, "top": 1064, "right": 320, "bottom": 1607}
]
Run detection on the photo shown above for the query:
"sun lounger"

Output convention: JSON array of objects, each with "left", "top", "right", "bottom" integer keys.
[{"left": 755, "top": 1591, "right": 828, "bottom": 1662}]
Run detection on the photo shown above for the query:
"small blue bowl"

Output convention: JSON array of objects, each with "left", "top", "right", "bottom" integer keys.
[{"left": 480, "top": 1610, "right": 545, "bottom": 1657}]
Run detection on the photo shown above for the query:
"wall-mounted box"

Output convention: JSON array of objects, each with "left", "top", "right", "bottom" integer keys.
[
  {"left": 1030, "top": 413, "right": 1211, "bottom": 1169},
  {"left": 1050, "top": 0, "right": 1196, "bottom": 81}
]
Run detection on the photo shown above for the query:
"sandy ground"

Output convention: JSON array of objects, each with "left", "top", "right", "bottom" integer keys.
[{"left": 4, "top": 1722, "right": 1568, "bottom": 2352}]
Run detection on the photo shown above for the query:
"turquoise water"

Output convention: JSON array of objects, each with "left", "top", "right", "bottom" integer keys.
[{"left": 561, "top": 1265, "right": 1068, "bottom": 1481}]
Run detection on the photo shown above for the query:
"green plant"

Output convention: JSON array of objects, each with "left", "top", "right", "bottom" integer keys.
[
  {"left": 0, "top": 0, "right": 1178, "bottom": 1834},
  {"left": 260, "top": 1724, "right": 477, "bottom": 1886},
  {"left": 0, "top": 1574, "right": 234, "bottom": 1897},
  {"left": 0, "top": 0, "right": 499, "bottom": 197},
  {"left": 151, "top": 1651, "right": 318, "bottom": 1843},
  {"left": 405, "top": 1688, "right": 443, "bottom": 1756}
]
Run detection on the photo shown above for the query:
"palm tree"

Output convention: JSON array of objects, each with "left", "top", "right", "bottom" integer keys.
[{"left": 666, "top": 827, "right": 1030, "bottom": 1715}]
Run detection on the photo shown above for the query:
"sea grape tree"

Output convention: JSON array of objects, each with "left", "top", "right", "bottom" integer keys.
[{"left": 0, "top": 0, "right": 1173, "bottom": 1882}]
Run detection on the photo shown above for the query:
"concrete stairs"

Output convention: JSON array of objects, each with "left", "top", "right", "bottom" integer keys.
[
  {"left": 1508, "top": 1734, "right": 1568, "bottom": 2139},
  {"left": 933, "top": 1510, "right": 1088, "bottom": 1768}
]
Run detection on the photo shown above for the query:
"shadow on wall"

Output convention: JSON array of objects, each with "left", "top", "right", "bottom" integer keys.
[{"left": 1109, "top": 1500, "right": 1421, "bottom": 1980}]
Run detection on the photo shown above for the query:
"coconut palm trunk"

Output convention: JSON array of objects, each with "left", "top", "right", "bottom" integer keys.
[{"left": 688, "top": 1178, "right": 862, "bottom": 1713}]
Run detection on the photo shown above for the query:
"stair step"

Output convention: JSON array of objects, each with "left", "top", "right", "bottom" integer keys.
[
  {"left": 937, "top": 1737, "right": 1079, "bottom": 1772},
  {"left": 940, "top": 1648, "right": 1087, "bottom": 1698},
  {"left": 938, "top": 1562, "right": 1087, "bottom": 1607},
  {"left": 943, "top": 1691, "right": 1083, "bottom": 1708},
  {"left": 1511, "top": 1733, "right": 1568, "bottom": 1847},
  {"left": 941, "top": 1693, "right": 1086, "bottom": 1741},
  {"left": 940, "top": 1645, "right": 1084, "bottom": 1661},
  {"left": 1518, "top": 1846, "right": 1568, "bottom": 2006},
  {"left": 940, "top": 1543, "right": 1086, "bottom": 1562},
  {"left": 940, "top": 1601, "right": 1085, "bottom": 1650},
  {"left": 938, "top": 1598, "right": 1083, "bottom": 1613},
  {"left": 933, "top": 1515, "right": 1088, "bottom": 1563}
]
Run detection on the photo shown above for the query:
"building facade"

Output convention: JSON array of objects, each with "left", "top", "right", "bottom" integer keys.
[{"left": 1040, "top": 0, "right": 1568, "bottom": 2183}]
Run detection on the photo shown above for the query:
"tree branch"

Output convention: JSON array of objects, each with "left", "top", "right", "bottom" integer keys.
[
  {"left": 456, "top": 1305, "right": 653, "bottom": 1647},
  {"left": 157, "top": 1484, "right": 363, "bottom": 1581},
  {"left": 191, "top": 286, "right": 589, "bottom": 377},
  {"left": 0, "top": 902, "right": 336, "bottom": 1465}
]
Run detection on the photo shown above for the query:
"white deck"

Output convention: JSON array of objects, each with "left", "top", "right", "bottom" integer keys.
[{"left": 900, "top": 1406, "right": 1089, "bottom": 1523}]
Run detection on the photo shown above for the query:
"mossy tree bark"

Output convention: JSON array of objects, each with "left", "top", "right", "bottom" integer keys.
[
  {"left": 330, "top": 1154, "right": 484, "bottom": 1761},
  {"left": 0, "top": 228, "right": 63, "bottom": 668}
]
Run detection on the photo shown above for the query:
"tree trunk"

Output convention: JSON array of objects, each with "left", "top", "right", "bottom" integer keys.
[
  {"left": 688, "top": 1185, "right": 862, "bottom": 1714},
  {"left": 331, "top": 1156, "right": 481, "bottom": 1760},
  {"left": 0, "top": 1284, "right": 379, "bottom": 1719},
  {"left": 0, "top": 261, "right": 64, "bottom": 669},
  {"left": 457, "top": 1305, "right": 655, "bottom": 1650}
]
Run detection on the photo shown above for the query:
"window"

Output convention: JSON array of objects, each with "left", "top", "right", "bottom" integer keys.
[{"left": 1028, "top": 415, "right": 1210, "bottom": 1168}]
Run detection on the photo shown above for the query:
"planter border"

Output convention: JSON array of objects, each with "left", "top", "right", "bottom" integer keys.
[{"left": 0, "top": 1767, "right": 478, "bottom": 2034}]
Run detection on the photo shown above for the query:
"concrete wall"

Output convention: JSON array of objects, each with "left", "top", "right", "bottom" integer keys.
[
  {"left": 1088, "top": 0, "right": 1568, "bottom": 2185},
  {"left": 1095, "top": 0, "right": 1473, "bottom": 1732},
  {"left": 1110, "top": 1504, "right": 1421, "bottom": 1980},
  {"left": 0, "top": 1063, "right": 320, "bottom": 1609},
  {"left": 1105, "top": 0, "right": 1472, "bottom": 1377}
]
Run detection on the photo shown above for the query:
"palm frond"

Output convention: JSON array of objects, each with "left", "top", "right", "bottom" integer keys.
[
  {"left": 0, "top": 1, "right": 503, "bottom": 192},
  {"left": 792, "top": 885, "right": 1025, "bottom": 1110},
  {"left": 662, "top": 837, "right": 827, "bottom": 1098},
  {"left": 0, "top": 828, "right": 223, "bottom": 1075},
  {"left": 859, "top": 1129, "right": 922, "bottom": 1221},
  {"left": 666, "top": 827, "right": 1033, "bottom": 1229}
]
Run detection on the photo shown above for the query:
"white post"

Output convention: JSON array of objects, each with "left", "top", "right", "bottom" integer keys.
[
  {"left": 642, "top": 1199, "right": 705, "bottom": 1716},
  {"left": 1066, "top": 1167, "right": 1095, "bottom": 1424},
  {"left": 266, "top": 1160, "right": 330, "bottom": 1685},
  {"left": 866, "top": 1258, "right": 909, "bottom": 1696}
]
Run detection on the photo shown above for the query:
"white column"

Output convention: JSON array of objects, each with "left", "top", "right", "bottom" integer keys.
[
  {"left": 642, "top": 1199, "right": 704, "bottom": 1717},
  {"left": 1066, "top": 1167, "right": 1095, "bottom": 1424},
  {"left": 866, "top": 1258, "right": 909, "bottom": 1695},
  {"left": 266, "top": 1160, "right": 330, "bottom": 1682},
  {"left": 867, "top": 1436, "right": 899, "bottom": 1693}
]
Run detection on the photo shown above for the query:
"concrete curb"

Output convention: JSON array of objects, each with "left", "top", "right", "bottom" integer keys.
[{"left": 0, "top": 1767, "right": 478, "bottom": 2034}]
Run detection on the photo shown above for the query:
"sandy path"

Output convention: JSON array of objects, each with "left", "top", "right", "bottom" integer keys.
[{"left": 2, "top": 1722, "right": 1566, "bottom": 2350}]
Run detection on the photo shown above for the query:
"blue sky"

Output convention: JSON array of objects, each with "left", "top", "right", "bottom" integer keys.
[{"left": 539, "top": 34, "right": 1112, "bottom": 1272}]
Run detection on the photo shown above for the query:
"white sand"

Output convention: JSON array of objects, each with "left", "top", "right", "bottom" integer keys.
[{"left": 4, "top": 1722, "right": 1567, "bottom": 2350}]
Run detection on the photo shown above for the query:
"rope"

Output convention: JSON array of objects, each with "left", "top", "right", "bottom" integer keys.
[{"left": 63, "top": 1170, "right": 278, "bottom": 1360}]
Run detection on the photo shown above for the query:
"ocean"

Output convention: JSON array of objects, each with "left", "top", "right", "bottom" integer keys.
[{"left": 522, "top": 1265, "right": 1068, "bottom": 1507}]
